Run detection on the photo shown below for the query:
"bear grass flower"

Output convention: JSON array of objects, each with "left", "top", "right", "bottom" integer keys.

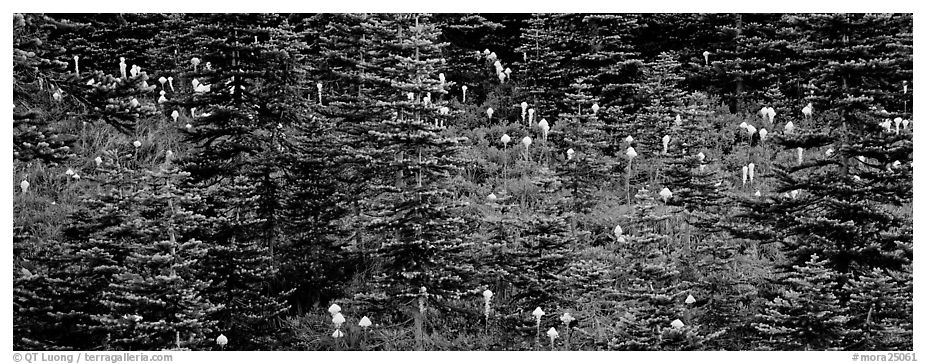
[
  {"left": 328, "top": 303, "right": 341, "bottom": 316},
  {"left": 216, "top": 334, "right": 228, "bottom": 349},
  {"left": 547, "top": 327, "right": 559, "bottom": 349},
  {"left": 332, "top": 312, "right": 345, "bottom": 328},
  {"left": 659, "top": 187, "right": 673, "bottom": 203},
  {"left": 560, "top": 312, "right": 575, "bottom": 325},
  {"left": 532, "top": 307, "right": 545, "bottom": 347},
  {"left": 483, "top": 289, "right": 494, "bottom": 333},
  {"left": 359, "top": 316, "right": 372, "bottom": 328}
]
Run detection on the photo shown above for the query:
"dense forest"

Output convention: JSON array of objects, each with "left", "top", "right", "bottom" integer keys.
[{"left": 12, "top": 13, "right": 913, "bottom": 351}]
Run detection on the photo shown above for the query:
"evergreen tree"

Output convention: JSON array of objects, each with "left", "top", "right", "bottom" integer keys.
[
  {"left": 12, "top": 13, "right": 76, "bottom": 163},
  {"left": 11, "top": 12, "right": 915, "bottom": 352},
  {"left": 198, "top": 172, "right": 291, "bottom": 350},
  {"left": 662, "top": 139, "right": 758, "bottom": 350},
  {"left": 18, "top": 150, "right": 217, "bottom": 350},
  {"left": 14, "top": 13, "right": 160, "bottom": 350},
  {"left": 13, "top": 13, "right": 156, "bottom": 164},
  {"left": 166, "top": 13, "right": 306, "bottom": 344},
  {"left": 433, "top": 13, "right": 504, "bottom": 103},
  {"left": 276, "top": 115, "right": 354, "bottom": 311},
  {"left": 844, "top": 267, "right": 913, "bottom": 350},
  {"left": 286, "top": 13, "right": 382, "bottom": 309},
  {"left": 627, "top": 52, "right": 688, "bottom": 156},
  {"left": 96, "top": 161, "right": 218, "bottom": 350},
  {"left": 753, "top": 254, "right": 849, "bottom": 350},
  {"left": 608, "top": 187, "right": 715, "bottom": 350},
  {"left": 507, "top": 167, "right": 573, "bottom": 307},
  {"left": 739, "top": 13, "right": 912, "bottom": 350},
  {"left": 14, "top": 151, "right": 142, "bottom": 349},
  {"left": 515, "top": 14, "right": 578, "bottom": 118},
  {"left": 578, "top": 14, "right": 643, "bottom": 113},
  {"left": 13, "top": 13, "right": 76, "bottom": 163},
  {"left": 352, "top": 14, "right": 475, "bottom": 314},
  {"left": 738, "top": 13, "right": 913, "bottom": 269}
]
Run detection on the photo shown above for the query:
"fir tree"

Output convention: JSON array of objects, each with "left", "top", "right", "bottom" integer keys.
[
  {"left": 739, "top": 13, "right": 912, "bottom": 351},
  {"left": 507, "top": 167, "right": 573, "bottom": 307},
  {"left": 352, "top": 14, "right": 476, "bottom": 315},
  {"left": 12, "top": 14, "right": 75, "bottom": 164},
  {"left": 96, "top": 161, "right": 218, "bottom": 350},
  {"left": 578, "top": 14, "right": 643, "bottom": 113},
  {"left": 608, "top": 187, "right": 716, "bottom": 350},
  {"left": 515, "top": 14, "right": 578, "bottom": 118},
  {"left": 843, "top": 267, "right": 913, "bottom": 350},
  {"left": 753, "top": 254, "right": 849, "bottom": 350},
  {"left": 166, "top": 13, "right": 307, "bottom": 345},
  {"left": 434, "top": 14, "right": 504, "bottom": 104},
  {"left": 198, "top": 172, "right": 291, "bottom": 350}
]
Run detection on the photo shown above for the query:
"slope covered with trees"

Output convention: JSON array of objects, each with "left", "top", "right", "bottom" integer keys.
[{"left": 13, "top": 12, "right": 913, "bottom": 351}]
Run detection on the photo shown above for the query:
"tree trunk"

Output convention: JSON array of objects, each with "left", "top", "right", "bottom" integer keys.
[{"left": 733, "top": 13, "right": 744, "bottom": 114}]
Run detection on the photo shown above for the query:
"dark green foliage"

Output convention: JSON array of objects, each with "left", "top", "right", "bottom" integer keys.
[
  {"left": 754, "top": 254, "right": 849, "bottom": 350},
  {"left": 738, "top": 13, "right": 913, "bottom": 351},
  {"left": 347, "top": 14, "right": 477, "bottom": 314},
  {"left": 507, "top": 168, "right": 573, "bottom": 307},
  {"left": 95, "top": 163, "right": 217, "bottom": 350},
  {"left": 844, "top": 267, "right": 913, "bottom": 350},
  {"left": 607, "top": 187, "right": 718, "bottom": 350},
  {"left": 13, "top": 13, "right": 912, "bottom": 352}
]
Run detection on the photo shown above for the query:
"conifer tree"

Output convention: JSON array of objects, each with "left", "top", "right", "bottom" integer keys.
[
  {"left": 738, "top": 13, "right": 913, "bottom": 270},
  {"left": 283, "top": 13, "right": 382, "bottom": 309},
  {"left": 515, "top": 14, "right": 577, "bottom": 118},
  {"left": 12, "top": 13, "right": 75, "bottom": 164},
  {"left": 11, "top": 12, "right": 915, "bottom": 352},
  {"left": 48, "top": 14, "right": 179, "bottom": 80},
  {"left": 577, "top": 14, "right": 643, "bottom": 113},
  {"left": 434, "top": 14, "right": 504, "bottom": 102},
  {"left": 18, "top": 150, "right": 217, "bottom": 350},
  {"left": 608, "top": 187, "right": 715, "bottom": 350},
  {"left": 506, "top": 168, "right": 573, "bottom": 307},
  {"left": 627, "top": 52, "right": 688, "bottom": 155},
  {"left": 351, "top": 14, "right": 475, "bottom": 314},
  {"left": 844, "top": 267, "right": 913, "bottom": 350},
  {"left": 14, "top": 13, "right": 159, "bottom": 350},
  {"left": 96, "top": 162, "right": 218, "bottom": 350},
  {"left": 13, "top": 151, "right": 140, "bottom": 349},
  {"left": 14, "top": 13, "right": 155, "bottom": 164},
  {"left": 165, "top": 13, "right": 306, "bottom": 342},
  {"left": 753, "top": 254, "right": 849, "bottom": 350},
  {"left": 737, "top": 14, "right": 912, "bottom": 351}
]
